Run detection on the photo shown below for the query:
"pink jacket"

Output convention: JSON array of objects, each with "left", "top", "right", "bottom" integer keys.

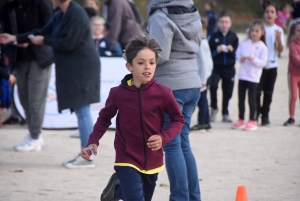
[
  {"left": 236, "top": 39, "right": 268, "bottom": 83},
  {"left": 288, "top": 40, "right": 300, "bottom": 76}
]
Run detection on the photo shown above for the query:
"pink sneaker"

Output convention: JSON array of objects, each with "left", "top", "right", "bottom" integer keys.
[
  {"left": 232, "top": 119, "right": 246, "bottom": 129},
  {"left": 245, "top": 120, "right": 258, "bottom": 131}
]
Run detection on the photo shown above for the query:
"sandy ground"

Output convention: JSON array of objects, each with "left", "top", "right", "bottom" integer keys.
[{"left": 0, "top": 34, "right": 299, "bottom": 201}]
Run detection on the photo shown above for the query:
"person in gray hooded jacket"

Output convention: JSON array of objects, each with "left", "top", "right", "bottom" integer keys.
[{"left": 147, "top": 0, "right": 202, "bottom": 200}]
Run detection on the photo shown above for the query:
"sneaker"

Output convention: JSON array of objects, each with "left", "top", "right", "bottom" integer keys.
[
  {"left": 3, "top": 116, "right": 19, "bottom": 125},
  {"left": 14, "top": 136, "right": 41, "bottom": 152},
  {"left": 210, "top": 108, "right": 218, "bottom": 122},
  {"left": 283, "top": 118, "right": 295, "bottom": 126},
  {"left": 245, "top": 120, "right": 258, "bottom": 131},
  {"left": 70, "top": 129, "right": 80, "bottom": 138},
  {"left": 232, "top": 119, "right": 246, "bottom": 129},
  {"left": 63, "top": 155, "right": 96, "bottom": 169},
  {"left": 204, "top": 124, "right": 212, "bottom": 130},
  {"left": 101, "top": 173, "right": 120, "bottom": 201},
  {"left": 191, "top": 124, "right": 206, "bottom": 131},
  {"left": 222, "top": 115, "right": 232, "bottom": 123},
  {"left": 261, "top": 117, "right": 270, "bottom": 126}
]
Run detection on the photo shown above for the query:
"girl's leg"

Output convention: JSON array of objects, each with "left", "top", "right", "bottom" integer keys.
[
  {"left": 238, "top": 80, "right": 247, "bottom": 120},
  {"left": 248, "top": 82, "right": 258, "bottom": 121},
  {"left": 198, "top": 90, "right": 208, "bottom": 125},
  {"left": 74, "top": 105, "right": 94, "bottom": 149},
  {"left": 114, "top": 166, "right": 148, "bottom": 201},
  {"left": 142, "top": 173, "right": 158, "bottom": 201},
  {"left": 289, "top": 74, "right": 298, "bottom": 118}
]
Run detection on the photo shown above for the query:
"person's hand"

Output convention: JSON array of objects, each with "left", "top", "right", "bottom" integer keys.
[
  {"left": 216, "top": 45, "right": 223, "bottom": 53},
  {"left": 81, "top": 144, "right": 97, "bottom": 160},
  {"left": 202, "top": 84, "right": 206, "bottom": 88},
  {"left": 9, "top": 74, "right": 16, "bottom": 85},
  {"left": 147, "top": 135, "right": 162, "bottom": 151},
  {"left": 0, "top": 33, "right": 16, "bottom": 44},
  {"left": 240, "top": 56, "right": 246, "bottom": 62},
  {"left": 227, "top": 45, "right": 234, "bottom": 52},
  {"left": 30, "top": 35, "right": 44, "bottom": 45},
  {"left": 275, "top": 30, "right": 281, "bottom": 42},
  {"left": 247, "top": 56, "right": 254, "bottom": 61},
  {"left": 16, "top": 43, "right": 29, "bottom": 48}
]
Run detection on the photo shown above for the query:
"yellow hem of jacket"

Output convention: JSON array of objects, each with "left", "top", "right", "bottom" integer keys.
[{"left": 114, "top": 163, "right": 165, "bottom": 174}]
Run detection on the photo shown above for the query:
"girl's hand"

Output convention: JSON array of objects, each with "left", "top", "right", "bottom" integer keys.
[
  {"left": 30, "top": 35, "right": 44, "bottom": 45},
  {"left": 0, "top": 33, "right": 16, "bottom": 44},
  {"left": 240, "top": 56, "right": 246, "bottom": 62},
  {"left": 147, "top": 135, "right": 162, "bottom": 151},
  {"left": 247, "top": 56, "right": 254, "bottom": 61},
  {"left": 9, "top": 74, "right": 16, "bottom": 85},
  {"left": 275, "top": 30, "right": 281, "bottom": 42},
  {"left": 217, "top": 45, "right": 223, "bottom": 53},
  {"left": 81, "top": 144, "right": 98, "bottom": 160}
]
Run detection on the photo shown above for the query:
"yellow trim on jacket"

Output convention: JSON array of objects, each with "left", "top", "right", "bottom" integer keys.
[{"left": 114, "top": 163, "right": 164, "bottom": 174}]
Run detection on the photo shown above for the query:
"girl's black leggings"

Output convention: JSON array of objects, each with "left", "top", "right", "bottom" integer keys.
[{"left": 238, "top": 79, "right": 258, "bottom": 121}]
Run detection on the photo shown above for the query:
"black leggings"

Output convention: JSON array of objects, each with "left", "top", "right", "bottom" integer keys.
[
  {"left": 256, "top": 68, "right": 277, "bottom": 119},
  {"left": 238, "top": 80, "right": 258, "bottom": 121}
]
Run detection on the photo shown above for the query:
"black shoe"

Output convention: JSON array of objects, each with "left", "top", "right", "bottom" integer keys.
[
  {"left": 261, "top": 118, "right": 270, "bottom": 126},
  {"left": 191, "top": 124, "right": 206, "bottom": 131},
  {"left": 3, "top": 116, "right": 19, "bottom": 125},
  {"left": 283, "top": 118, "right": 295, "bottom": 126},
  {"left": 204, "top": 124, "right": 212, "bottom": 130},
  {"left": 19, "top": 119, "right": 26, "bottom": 125},
  {"left": 101, "top": 173, "right": 120, "bottom": 201}
]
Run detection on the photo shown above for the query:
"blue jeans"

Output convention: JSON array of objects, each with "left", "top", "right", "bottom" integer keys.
[
  {"left": 197, "top": 90, "right": 210, "bottom": 125},
  {"left": 163, "top": 88, "right": 201, "bottom": 201},
  {"left": 114, "top": 166, "right": 158, "bottom": 201},
  {"left": 74, "top": 105, "right": 94, "bottom": 149}
]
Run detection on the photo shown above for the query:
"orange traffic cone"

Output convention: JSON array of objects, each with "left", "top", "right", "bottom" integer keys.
[{"left": 235, "top": 186, "right": 248, "bottom": 201}]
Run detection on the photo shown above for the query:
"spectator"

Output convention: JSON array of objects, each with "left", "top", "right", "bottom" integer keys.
[
  {"left": 147, "top": 0, "right": 202, "bottom": 200},
  {"left": 205, "top": 1, "right": 217, "bottom": 37},
  {"left": 0, "top": 0, "right": 100, "bottom": 168},
  {"left": 275, "top": 3, "right": 291, "bottom": 32},
  {"left": 84, "top": 7, "right": 98, "bottom": 19},
  {"left": 103, "top": 0, "right": 142, "bottom": 50},
  {"left": 290, "top": 0, "right": 300, "bottom": 25},
  {"left": 0, "top": 0, "right": 53, "bottom": 151},
  {"left": 85, "top": 0, "right": 101, "bottom": 13}
]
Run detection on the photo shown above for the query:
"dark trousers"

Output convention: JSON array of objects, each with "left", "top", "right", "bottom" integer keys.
[
  {"left": 210, "top": 70, "right": 235, "bottom": 115},
  {"left": 238, "top": 80, "right": 258, "bottom": 121},
  {"left": 114, "top": 166, "right": 158, "bottom": 201},
  {"left": 256, "top": 68, "right": 277, "bottom": 119},
  {"left": 197, "top": 89, "right": 210, "bottom": 125}
]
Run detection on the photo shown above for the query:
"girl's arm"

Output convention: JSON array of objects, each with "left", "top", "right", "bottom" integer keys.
[
  {"left": 159, "top": 89, "right": 184, "bottom": 146},
  {"left": 251, "top": 44, "right": 268, "bottom": 68},
  {"left": 275, "top": 30, "right": 284, "bottom": 53},
  {"left": 87, "top": 89, "right": 118, "bottom": 147},
  {"left": 289, "top": 42, "right": 300, "bottom": 66}
]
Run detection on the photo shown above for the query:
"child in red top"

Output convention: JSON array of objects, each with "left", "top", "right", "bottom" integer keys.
[
  {"left": 284, "top": 22, "right": 300, "bottom": 126},
  {"left": 275, "top": 3, "right": 291, "bottom": 32},
  {"left": 81, "top": 35, "right": 184, "bottom": 201}
]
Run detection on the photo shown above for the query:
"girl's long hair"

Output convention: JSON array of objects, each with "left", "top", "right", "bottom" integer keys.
[
  {"left": 248, "top": 20, "right": 266, "bottom": 44},
  {"left": 287, "top": 22, "right": 300, "bottom": 48}
]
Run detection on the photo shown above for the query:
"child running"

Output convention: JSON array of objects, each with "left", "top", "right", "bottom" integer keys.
[
  {"left": 284, "top": 22, "right": 300, "bottom": 126},
  {"left": 81, "top": 35, "right": 184, "bottom": 201},
  {"left": 275, "top": 3, "right": 291, "bottom": 32},
  {"left": 232, "top": 20, "right": 268, "bottom": 131},
  {"left": 257, "top": 2, "right": 285, "bottom": 126}
]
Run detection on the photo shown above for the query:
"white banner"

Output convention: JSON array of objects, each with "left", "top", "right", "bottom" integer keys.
[{"left": 13, "top": 57, "right": 128, "bottom": 129}]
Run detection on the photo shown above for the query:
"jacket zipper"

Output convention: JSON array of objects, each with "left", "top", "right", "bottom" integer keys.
[
  {"left": 223, "top": 36, "right": 227, "bottom": 67},
  {"left": 137, "top": 86, "right": 147, "bottom": 170}
]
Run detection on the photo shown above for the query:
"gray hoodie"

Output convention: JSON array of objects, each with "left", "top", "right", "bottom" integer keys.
[{"left": 147, "top": 0, "right": 202, "bottom": 91}]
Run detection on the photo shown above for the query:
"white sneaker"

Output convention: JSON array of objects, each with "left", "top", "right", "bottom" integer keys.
[
  {"left": 63, "top": 155, "right": 96, "bottom": 169},
  {"left": 14, "top": 136, "right": 41, "bottom": 152},
  {"left": 70, "top": 130, "right": 80, "bottom": 138}
]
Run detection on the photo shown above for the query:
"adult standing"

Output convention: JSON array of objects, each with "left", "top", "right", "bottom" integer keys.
[
  {"left": 103, "top": 0, "right": 142, "bottom": 50},
  {"left": 0, "top": 0, "right": 101, "bottom": 168},
  {"left": 0, "top": 0, "right": 53, "bottom": 151},
  {"left": 147, "top": 0, "right": 202, "bottom": 200}
]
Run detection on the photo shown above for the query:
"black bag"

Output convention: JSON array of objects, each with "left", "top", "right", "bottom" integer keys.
[{"left": 128, "top": 0, "right": 143, "bottom": 25}]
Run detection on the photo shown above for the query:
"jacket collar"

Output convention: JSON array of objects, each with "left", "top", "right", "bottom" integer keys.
[{"left": 120, "top": 74, "right": 157, "bottom": 91}]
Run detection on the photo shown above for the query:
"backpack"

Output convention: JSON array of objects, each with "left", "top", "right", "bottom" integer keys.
[{"left": 128, "top": 0, "right": 144, "bottom": 25}]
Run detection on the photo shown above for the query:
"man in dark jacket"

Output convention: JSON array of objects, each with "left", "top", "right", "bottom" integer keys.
[
  {"left": 103, "top": 0, "right": 142, "bottom": 50},
  {"left": 0, "top": 0, "right": 53, "bottom": 152}
]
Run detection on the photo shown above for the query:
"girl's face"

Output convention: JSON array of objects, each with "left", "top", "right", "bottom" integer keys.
[
  {"left": 85, "top": 0, "right": 100, "bottom": 11},
  {"left": 264, "top": 6, "right": 278, "bottom": 25},
  {"left": 283, "top": 5, "right": 291, "bottom": 14},
  {"left": 295, "top": 25, "right": 300, "bottom": 39},
  {"left": 126, "top": 48, "right": 157, "bottom": 87},
  {"left": 205, "top": 3, "right": 211, "bottom": 11},
  {"left": 250, "top": 25, "right": 264, "bottom": 42},
  {"left": 91, "top": 19, "right": 104, "bottom": 37}
]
